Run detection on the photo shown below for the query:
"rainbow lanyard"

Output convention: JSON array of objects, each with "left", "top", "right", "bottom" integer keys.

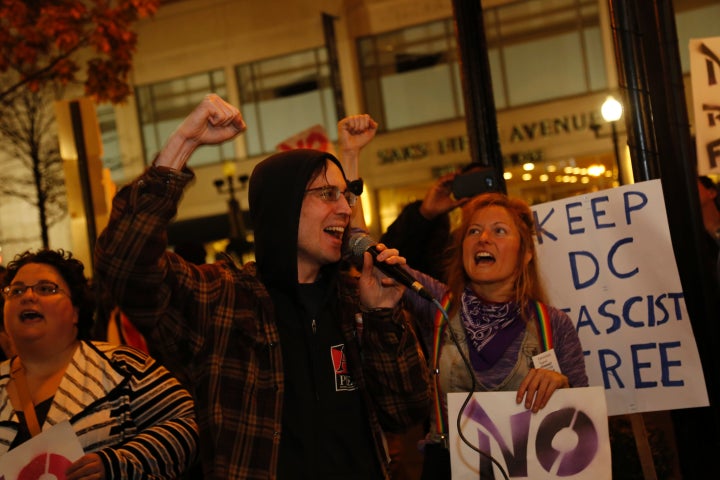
[
  {"left": 431, "top": 296, "right": 552, "bottom": 438},
  {"left": 533, "top": 300, "right": 553, "bottom": 352},
  {"left": 431, "top": 291, "right": 452, "bottom": 437}
]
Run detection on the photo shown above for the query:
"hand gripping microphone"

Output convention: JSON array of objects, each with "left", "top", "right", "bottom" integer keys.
[{"left": 347, "top": 232, "right": 435, "bottom": 302}]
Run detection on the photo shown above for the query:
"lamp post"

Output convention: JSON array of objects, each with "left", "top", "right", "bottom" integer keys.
[
  {"left": 214, "top": 161, "right": 251, "bottom": 254},
  {"left": 601, "top": 95, "right": 624, "bottom": 185}
]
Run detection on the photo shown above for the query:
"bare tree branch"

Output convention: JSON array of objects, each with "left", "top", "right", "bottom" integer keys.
[{"left": 0, "top": 84, "right": 67, "bottom": 246}]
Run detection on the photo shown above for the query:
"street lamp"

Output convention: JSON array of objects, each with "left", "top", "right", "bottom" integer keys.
[
  {"left": 601, "top": 95, "right": 624, "bottom": 185},
  {"left": 214, "top": 161, "right": 252, "bottom": 254}
]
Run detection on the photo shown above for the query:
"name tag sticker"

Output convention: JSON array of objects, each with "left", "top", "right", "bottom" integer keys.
[{"left": 532, "top": 348, "right": 561, "bottom": 373}]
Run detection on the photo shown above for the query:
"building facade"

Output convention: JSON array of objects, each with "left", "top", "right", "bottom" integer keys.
[{"left": 0, "top": 0, "right": 718, "bottom": 265}]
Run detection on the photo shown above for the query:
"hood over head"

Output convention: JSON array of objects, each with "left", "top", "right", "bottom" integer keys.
[{"left": 249, "top": 148, "right": 346, "bottom": 290}]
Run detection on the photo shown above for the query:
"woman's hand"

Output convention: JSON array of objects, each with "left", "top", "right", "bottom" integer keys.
[
  {"left": 66, "top": 453, "right": 105, "bottom": 480},
  {"left": 516, "top": 368, "right": 569, "bottom": 413}
]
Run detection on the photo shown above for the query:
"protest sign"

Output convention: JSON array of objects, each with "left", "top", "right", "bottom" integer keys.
[
  {"left": 0, "top": 421, "right": 83, "bottom": 480},
  {"left": 276, "top": 124, "right": 334, "bottom": 153},
  {"left": 447, "top": 387, "right": 610, "bottom": 479},
  {"left": 690, "top": 36, "right": 720, "bottom": 175},
  {"left": 532, "top": 180, "right": 708, "bottom": 415}
]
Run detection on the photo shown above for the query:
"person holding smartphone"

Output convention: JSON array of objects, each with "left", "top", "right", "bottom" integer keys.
[{"left": 381, "top": 164, "right": 494, "bottom": 282}]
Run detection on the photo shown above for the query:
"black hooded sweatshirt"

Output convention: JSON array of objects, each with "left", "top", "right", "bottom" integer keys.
[{"left": 248, "top": 149, "right": 381, "bottom": 479}]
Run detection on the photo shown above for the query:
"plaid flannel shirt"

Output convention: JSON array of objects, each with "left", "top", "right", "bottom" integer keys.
[{"left": 94, "top": 166, "right": 431, "bottom": 479}]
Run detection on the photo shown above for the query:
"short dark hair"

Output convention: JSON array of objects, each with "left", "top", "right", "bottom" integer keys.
[{"left": 2, "top": 249, "right": 95, "bottom": 340}]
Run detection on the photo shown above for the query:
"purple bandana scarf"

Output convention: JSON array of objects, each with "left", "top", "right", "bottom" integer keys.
[{"left": 460, "top": 286, "right": 525, "bottom": 371}]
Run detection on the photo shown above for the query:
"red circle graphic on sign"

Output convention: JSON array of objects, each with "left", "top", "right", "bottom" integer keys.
[{"left": 18, "top": 452, "right": 72, "bottom": 480}]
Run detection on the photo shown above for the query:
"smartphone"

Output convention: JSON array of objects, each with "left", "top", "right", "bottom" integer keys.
[{"left": 451, "top": 168, "right": 498, "bottom": 199}]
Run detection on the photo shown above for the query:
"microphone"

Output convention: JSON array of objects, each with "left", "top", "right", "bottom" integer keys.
[{"left": 347, "top": 233, "right": 435, "bottom": 302}]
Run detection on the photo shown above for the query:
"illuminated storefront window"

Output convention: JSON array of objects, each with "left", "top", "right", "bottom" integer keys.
[
  {"left": 358, "top": 0, "right": 606, "bottom": 132},
  {"left": 235, "top": 47, "right": 337, "bottom": 157}
]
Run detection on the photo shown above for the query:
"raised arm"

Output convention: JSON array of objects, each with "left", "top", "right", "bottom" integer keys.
[
  {"left": 155, "top": 94, "right": 246, "bottom": 170},
  {"left": 381, "top": 172, "right": 466, "bottom": 281},
  {"left": 338, "top": 114, "right": 377, "bottom": 231},
  {"left": 337, "top": 113, "right": 377, "bottom": 181},
  {"left": 94, "top": 94, "right": 246, "bottom": 336},
  {"left": 418, "top": 172, "right": 467, "bottom": 220}
]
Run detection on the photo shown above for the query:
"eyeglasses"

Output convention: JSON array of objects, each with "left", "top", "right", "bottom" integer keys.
[
  {"left": 2, "top": 281, "right": 68, "bottom": 300},
  {"left": 305, "top": 185, "right": 358, "bottom": 207}
]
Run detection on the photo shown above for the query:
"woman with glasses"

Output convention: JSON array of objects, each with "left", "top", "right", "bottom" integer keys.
[{"left": 0, "top": 249, "right": 198, "bottom": 479}]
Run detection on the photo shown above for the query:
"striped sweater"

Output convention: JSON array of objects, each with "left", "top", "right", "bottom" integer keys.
[{"left": 0, "top": 341, "right": 198, "bottom": 478}]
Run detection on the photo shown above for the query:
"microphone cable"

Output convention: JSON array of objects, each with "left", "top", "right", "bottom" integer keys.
[{"left": 431, "top": 297, "right": 510, "bottom": 480}]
